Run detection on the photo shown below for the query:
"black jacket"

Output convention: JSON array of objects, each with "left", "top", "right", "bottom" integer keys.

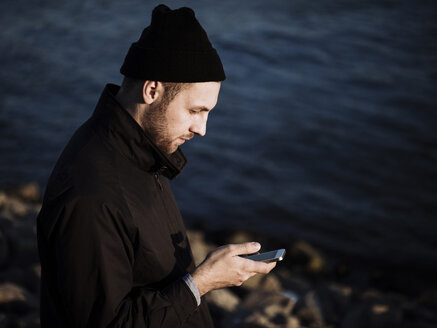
[{"left": 37, "top": 84, "right": 214, "bottom": 327}]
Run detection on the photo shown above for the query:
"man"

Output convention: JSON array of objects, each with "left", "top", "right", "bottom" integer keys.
[{"left": 37, "top": 4, "right": 275, "bottom": 327}]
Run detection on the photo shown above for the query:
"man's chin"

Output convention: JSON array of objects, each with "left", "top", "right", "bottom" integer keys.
[
  {"left": 163, "top": 144, "right": 179, "bottom": 155},
  {"left": 171, "top": 145, "right": 180, "bottom": 154}
]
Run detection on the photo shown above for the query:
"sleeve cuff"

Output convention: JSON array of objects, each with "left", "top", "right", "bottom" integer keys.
[{"left": 182, "top": 273, "right": 201, "bottom": 306}]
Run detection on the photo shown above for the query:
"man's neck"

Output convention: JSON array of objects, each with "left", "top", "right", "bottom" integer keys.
[{"left": 115, "top": 89, "right": 146, "bottom": 131}]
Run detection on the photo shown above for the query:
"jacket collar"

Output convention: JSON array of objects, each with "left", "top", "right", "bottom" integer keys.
[{"left": 91, "top": 83, "right": 187, "bottom": 179}]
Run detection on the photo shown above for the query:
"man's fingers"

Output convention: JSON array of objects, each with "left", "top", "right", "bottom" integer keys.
[
  {"left": 245, "top": 259, "right": 277, "bottom": 274},
  {"left": 265, "top": 261, "right": 277, "bottom": 272},
  {"left": 229, "top": 242, "right": 261, "bottom": 256}
]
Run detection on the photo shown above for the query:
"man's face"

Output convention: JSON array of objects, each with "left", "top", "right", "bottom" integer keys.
[{"left": 144, "top": 82, "right": 221, "bottom": 154}]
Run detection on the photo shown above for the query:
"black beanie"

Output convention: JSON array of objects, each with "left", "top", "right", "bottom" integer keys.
[{"left": 120, "top": 4, "right": 226, "bottom": 82}]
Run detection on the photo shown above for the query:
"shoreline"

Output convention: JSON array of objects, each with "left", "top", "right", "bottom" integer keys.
[{"left": 0, "top": 183, "right": 436, "bottom": 327}]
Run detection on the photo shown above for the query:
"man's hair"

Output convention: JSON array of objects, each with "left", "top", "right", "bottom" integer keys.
[
  {"left": 120, "top": 77, "right": 187, "bottom": 106},
  {"left": 160, "top": 81, "right": 187, "bottom": 108}
]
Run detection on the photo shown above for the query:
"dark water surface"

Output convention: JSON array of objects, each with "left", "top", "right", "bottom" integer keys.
[{"left": 1, "top": 0, "right": 436, "bottom": 272}]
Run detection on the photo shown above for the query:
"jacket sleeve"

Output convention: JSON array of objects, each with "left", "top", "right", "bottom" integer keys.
[{"left": 52, "top": 197, "right": 198, "bottom": 328}]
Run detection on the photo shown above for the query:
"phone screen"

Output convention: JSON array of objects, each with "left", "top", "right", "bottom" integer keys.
[{"left": 241, "top": 249, "right": 285, "bottom": 262}]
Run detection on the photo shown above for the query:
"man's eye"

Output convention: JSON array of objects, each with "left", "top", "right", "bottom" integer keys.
[{"left": 190, "top": 109, "right": 200, "bottom": 114}]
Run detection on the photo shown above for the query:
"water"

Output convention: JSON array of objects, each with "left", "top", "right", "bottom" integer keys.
[{"left": 1, "top": 0, "right": 436, "bottom": 272}]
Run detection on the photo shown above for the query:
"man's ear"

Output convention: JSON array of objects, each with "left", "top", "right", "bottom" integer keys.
[{"left": 142, "top": 81, "right": 163, "bottom": 104}]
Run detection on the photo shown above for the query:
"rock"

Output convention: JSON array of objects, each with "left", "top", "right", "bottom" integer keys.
[
  {"left": 278, "top": 273, "right": 312, "bottom": 296},
  {"left": 243, "top": 291, "right": 295, "bottom": 314},
  {"left": 0, "top": 266, "right": 40, "bottom": 295},
  {"left": 369, "top": 302, "right": 403, "bottom": 327},
  {"left": 6, "top": 312, "right": 41, "bottom": 328},
  {"left": 13, "top": 311, "right": 40, "bottom": 328},
  {"left": 0, "top": 214, "right": 13, "bottom": 230},
  {"left": 33, "top": 264, "right": 41, "bottom": 279},
  {"left": 0, "top": 192, "right": 7, "bottom": 208},
  {"left": 400, "top": 323, "right": 437, "bottom": 328},
  {"left": 314, "top": 284, "right": 353, "bottom": 326},
  {"left": 264, "top": 303, "right": 286, "bottom": 319},
  {"left": 186, "top": 230, "right": 216, "bottom": 266},
  {"left": 224, "top": 291, "right": 298, "bottom": 328},
  {"left": 291, "top": 284, "right": 353, "bottom": 327},
  {"left": 242, "top": 273, "right": 282, "bottom": 293},
  {"left": 206, "top": 288, "right": 240, "bottom": 312},
  {"left": 232, "top": 311, "right": 271, "bottom": 328},
  {"left": 402, "top": 301, "right": 437, "bottom": 327},
  {"left": 0, "top": 282, "right": 38, "bottom": 314},
  {"left": 32, "top": 264, "right": 42, "bottom": 296},
  {"left": 0, "top": 195, "right": 29, "bottom": 219},
  {"left": 15, "top": 183, "right": 41, "bottom": 203},
  {"left": 0, "top": 313, "right": 10, "bottom": 327},
  {"left": 204, "top": 228, "right": 263, "bottom": 247},
  {"left": 242, "top": 274, "right": 263, "bottom": 290},
  {"left": 418, "top": 290, "right": 437, "bottom": 312},
  {"left": 0, "top": 186, "right": 41, "bottom": 223},
  {"left": 285, "top": 316, "right": 300, "bottom": 328},
  {"left": 226, "top": 230, "right": 259, "bottom": 245},
  {"left": 259, "top": 274, "right": 282, "bottom": 292},
  {"left": 288, "top": 240, "right": 325, "bottom": 273},
  {"left": 0, "top": 197, "right": 40, "bottom": 227},
  {"left": 3, "top": 222, "right": 38, "bottom": 266},
  {"left": 0, "top": 229, "right": 9, "bottom": 267},
  {"left": 226, "top": 311, "right": 299, "bottom": 328},
  {"left": 292, "top": 290, "right": 325, "bottom": 327},
  {"left": 206, "top": 288, "right": 241, "bottom": 325},
  {"left": 341, "top": 301, "right": 403, "bottom": 328}
]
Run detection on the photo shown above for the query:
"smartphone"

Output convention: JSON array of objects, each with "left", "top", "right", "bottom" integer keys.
[{"left": 241, "top": 249, "right": 286, "bottom": 263}]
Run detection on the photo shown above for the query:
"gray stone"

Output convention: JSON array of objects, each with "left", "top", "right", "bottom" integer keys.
[
  {"left": 292, "top": 290, "right": 325, "bottom": 327},
  {"left": 419, "top": 290, "right": 437, "bottom": 312},
  {"left": 242, "top": 274, "right": 263, "bottom": 290},
  {"left": 0, "top": 313, "right": 10, "bottom": 327},
  {"left": 1, "top": 195, "right": 29, "bottom": 219},
  {"left": 341, "top": 302, "right": 403, "bottom": 328},
  {"left": 243, "top": 291, "right": 295, "bottom": 315},
  {"left": 226, "top": 230, "right": 259, "bottom": 245},
  {"left": 0, "top": 188, "right": 41, "bottom": 223},
  {"left": 0, "top": 192, "right": 7, "bottom": 208},
  {"left": 402, "top": 301, "right": 437, "bottom": 327},
  {"left": 33, "top": 264, "right": 41, "bottom": 279},
  {"left": 206, "top": 288, "right": 241, "bottom": 325},
  {"left": 236, "top": 312, "right": 271, "bottom": 327},
  {"left": 0, "top": 228, "right": 9, "bottom": 267},
  {"left": 0, "top": 266, "right": 40, "bottom": 295},
  {"left": 278, "top": 272, "right": 312, "bottom": 296},
  {"left": 0, "top": 214, "right": 13, "bottom": 230},
  {"left": 285, "top": 316, "right": 300, "bottom": 328},
  {"left": 0, "top": 282, "right": 38, "bottom": 314},
  {"left": 16, "top": 182, "right": 41, "bottom": 202},
  {"left": 242, "top": 273, "right": 282, "bottom": 293},
  {"left": 13, "top": 311, "right": 40, "bottom": 328},
  {"left": 288, "top": 240, "right": 325, "bottom": 273},
  {"left": 3, "top": 222, "right": 38, "bottom": 266},
  {"left": 224, "top": 291, "right": 298, "bottom": 328},
  {"left": 206, "top": 288, "right": 240, "bottom": 313},
  {"left": 314, "top": 284, "right": 353, "bottom": 326},
  {"left": 187, "top": 230, "right": 216, "bottom": 266}
]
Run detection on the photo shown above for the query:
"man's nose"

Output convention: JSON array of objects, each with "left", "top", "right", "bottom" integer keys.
[{"left": 190, "top": 116, "right": 208, "bottom": 137}]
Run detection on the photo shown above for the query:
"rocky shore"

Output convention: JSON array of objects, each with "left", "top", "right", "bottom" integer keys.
[{"left": 0, "top": 183, "right": 436, "bottom": 327}]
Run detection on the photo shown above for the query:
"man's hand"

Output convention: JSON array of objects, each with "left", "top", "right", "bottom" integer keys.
[{"left": 191, "top": 242, "right": 277, "bottom": 296}]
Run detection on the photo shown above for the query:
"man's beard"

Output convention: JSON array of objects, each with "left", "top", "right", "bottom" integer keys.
[
  {"left": 142, "top": 99, "right": 194, "bottom": 155},
  {"left": 142, "top": 99, "right": 175, "bottom": 154}
]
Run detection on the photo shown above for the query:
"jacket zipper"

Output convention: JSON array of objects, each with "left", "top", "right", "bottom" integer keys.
[
  {"left": 153, "top": 167, "right": 188, "bottom": 268},
  {"left": 153, "top": 168, "right": 180, "bottom": 234},
  {"left": 154, "top": 172, "right": 163, "bottom": 191}
]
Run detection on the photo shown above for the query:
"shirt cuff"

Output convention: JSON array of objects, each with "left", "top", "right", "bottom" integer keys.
[{"left": 182, "top": 273, "right": 201, "bottom": 306}]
